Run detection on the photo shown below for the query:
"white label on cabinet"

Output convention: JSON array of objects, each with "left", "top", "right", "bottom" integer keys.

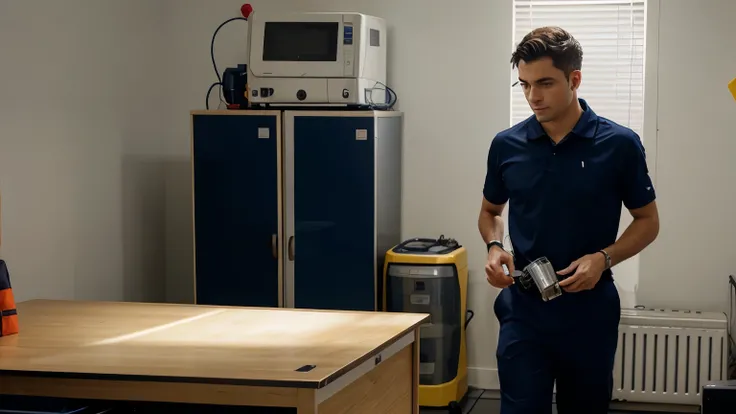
[
  {"left": 258, "top": 128, "right": 270, "bottom": 139},
  {"left": 355, "top": 129, "right": 368, "bottom": 140}
]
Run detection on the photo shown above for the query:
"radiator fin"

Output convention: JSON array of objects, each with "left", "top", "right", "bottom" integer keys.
[{"left": 612, "top": 309, "right": 728, "bottom": 406}]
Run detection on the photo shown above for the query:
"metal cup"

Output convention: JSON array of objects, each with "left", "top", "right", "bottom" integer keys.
[{"left": 523, "top": 257, "right": 562, "bottom": 301}]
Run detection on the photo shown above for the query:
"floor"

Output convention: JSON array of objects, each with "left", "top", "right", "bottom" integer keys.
[{"left": 419, "top": 388, "right": 699, "bottom": 414}]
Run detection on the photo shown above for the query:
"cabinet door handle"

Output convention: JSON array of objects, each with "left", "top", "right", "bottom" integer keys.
[
  {"left": 288, "top": 236, "right": 295, "bottom": 261},
  {"left": 271, "top": 234, "right": 278, "bottom": 259}
]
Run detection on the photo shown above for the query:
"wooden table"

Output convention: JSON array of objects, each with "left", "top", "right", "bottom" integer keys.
[{"left": 0, "top": 300, "right": 429, "bottom": 413}]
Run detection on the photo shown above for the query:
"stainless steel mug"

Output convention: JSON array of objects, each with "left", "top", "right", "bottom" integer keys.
[{"left": 513, "top": 257, "right": 562, "bottom": 301}]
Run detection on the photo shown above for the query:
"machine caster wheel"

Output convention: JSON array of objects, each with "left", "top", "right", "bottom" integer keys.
[{"left": 448, "top": 400, "right": 462, "bottom": 414}]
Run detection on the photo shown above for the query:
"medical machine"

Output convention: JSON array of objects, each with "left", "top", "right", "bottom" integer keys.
[
  {"left": 205, "top": 5, "right": 396, "bottom": 110},
  {"left": 245, "top": 11, "right": 390, "bottom": 106},
  {"left": 383, "top": 236, "right": 472, "bottom": 414}
]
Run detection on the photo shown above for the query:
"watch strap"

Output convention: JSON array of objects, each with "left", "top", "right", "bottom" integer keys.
[
  {"left": 487, "top": 240, "right": 504, "bottom": 252},
  {"left": 598, "top": 249, "right": 612, "bottom": 270}
]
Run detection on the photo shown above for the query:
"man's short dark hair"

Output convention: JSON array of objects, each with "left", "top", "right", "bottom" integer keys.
[{"left": 511, "top": 26, "right": 583, "bottom": 78}]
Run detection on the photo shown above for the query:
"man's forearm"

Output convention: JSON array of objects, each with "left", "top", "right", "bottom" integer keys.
[
  {"left": 479, "top": 211, "right": 505, "bottom": 244},
  {"left": 605, "top": 215, "right": 659, "bottom": 268}
]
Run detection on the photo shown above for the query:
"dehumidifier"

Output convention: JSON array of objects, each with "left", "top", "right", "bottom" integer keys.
[{"left": 383, "top": 236, "right": 472, "bottom": 414}]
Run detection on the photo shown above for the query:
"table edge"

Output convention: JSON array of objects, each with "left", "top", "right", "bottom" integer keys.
[
  {"left": 0, "top": 313, "right": 430, "bottom": 390},
  {"left": 0, "top": 369, "right": 322, "bottom": 389},
  {"left": 314, "top": 314, "right": 429, "bottom": 388}
]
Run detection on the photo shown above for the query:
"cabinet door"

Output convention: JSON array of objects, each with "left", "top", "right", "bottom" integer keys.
[
  {"left": 286, "top": 114, "right": 376, "bottom": 311},
  {"left": 192, "top": 113, "right": 281, "bottom": 308}
]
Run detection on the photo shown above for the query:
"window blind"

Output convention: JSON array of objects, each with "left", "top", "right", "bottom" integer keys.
[{"left": 511, "top": 0, "right": 646, "bottom": 137}]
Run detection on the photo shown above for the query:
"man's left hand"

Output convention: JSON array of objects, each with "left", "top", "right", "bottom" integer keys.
[{"left": 556, "top": 253, "right": 607, "bottom": 293}]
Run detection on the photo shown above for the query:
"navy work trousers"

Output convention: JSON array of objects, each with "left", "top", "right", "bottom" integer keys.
[{"left": 493, "top": 278, "right": 621, "bottom": 414}]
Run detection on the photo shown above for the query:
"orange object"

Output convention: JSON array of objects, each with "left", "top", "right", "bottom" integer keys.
[
  {"left": 729, "top": 77, "right": 736, "bottom": 101},
  {"left": 0, "top": 260, "right": 18, "bottom": 336}
]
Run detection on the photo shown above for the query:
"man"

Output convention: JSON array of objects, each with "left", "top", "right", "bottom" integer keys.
[{"left": 478, "top": 26, "right": 660, "bottom": 413}]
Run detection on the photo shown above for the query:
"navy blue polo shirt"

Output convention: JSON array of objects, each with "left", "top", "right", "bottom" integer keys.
[{"left": 483, "top": 98, "right": 656, "bottom": 278}]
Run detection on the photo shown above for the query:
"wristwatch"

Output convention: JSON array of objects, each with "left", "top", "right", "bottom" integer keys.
[
  {"left": 487, "top": 240, "right": 504, "bottom": 252},
  {"left": 598, "top": 249, "right": 612, "bottom": 270}
]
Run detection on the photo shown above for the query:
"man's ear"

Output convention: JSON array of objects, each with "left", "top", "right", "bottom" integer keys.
[{"left": 569, "top": 70, "right": 582, "bottom": 91}]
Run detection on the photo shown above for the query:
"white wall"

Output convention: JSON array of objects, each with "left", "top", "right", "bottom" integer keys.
[
  {"left": 0, "top": 0, "right": 167, "bottom": 303},
  {"left": 637, "top": 0, "right": 736, "bottom": 315}
]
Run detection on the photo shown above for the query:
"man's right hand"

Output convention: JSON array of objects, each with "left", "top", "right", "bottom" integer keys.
[{"left": 485, "top": 246, "right": 515, "bottom": 288}]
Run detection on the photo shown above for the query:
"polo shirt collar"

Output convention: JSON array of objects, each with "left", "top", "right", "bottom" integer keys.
[{"left": 526, "top": 98, "right": 598, "bottom": 140}]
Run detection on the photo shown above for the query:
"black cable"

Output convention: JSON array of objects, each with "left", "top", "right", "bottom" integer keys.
[
  {"left": 371, "top": 85, "right": 397, "bottom": 109},
  {"left": 384, "top": 85, "right": 398, "bottom": 108},
  {"left": 464, "top": 389, "right": 485, "bottom": 413},
  {"left": 205, "top": 82, "right": 221, "bottom": 110},
  {"left": 211, "top": 17, "right": 247, "bottom": 84},
  {"left": 206, "top": 16, "right": 247, "bottom": 109},
  {"left": 375, "top": 85, "right": 398, "bottom": 110},
  {"left": 465, "top": 310, "right": 475, "bottom": 329},
  {"left": 364, "top": 81, "right": 398, "bottom": 110}
]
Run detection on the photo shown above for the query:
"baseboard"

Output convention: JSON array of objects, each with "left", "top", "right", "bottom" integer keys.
[
  {"left": 467, "top": 367, "right": 499, "bottom": 390},
  {"left": 466, "top": 369, "right": 700, "bottom": 413},
  {"left": 467, "top": 367, "right": 553, "bottom": 393}
]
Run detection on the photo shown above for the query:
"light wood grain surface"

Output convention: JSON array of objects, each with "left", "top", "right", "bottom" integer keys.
[{"left": 0, "top": 300, "right": 428, "bottom": 388}]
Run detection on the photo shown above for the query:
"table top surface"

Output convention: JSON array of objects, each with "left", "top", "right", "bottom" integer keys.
[{"left": 0, "top": 300, "right": 429, "bottom": 388}]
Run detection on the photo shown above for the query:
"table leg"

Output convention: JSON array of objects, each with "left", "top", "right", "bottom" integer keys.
[
  {"left": 412, "top": 327, "right": 420, "bottom": 414},
  {"left": 311, "top": 333, "right": 416, "bottom": 413}
]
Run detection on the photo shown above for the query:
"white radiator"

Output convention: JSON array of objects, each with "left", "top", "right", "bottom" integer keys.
[{"left": 612, "top": 307, "right": 730, "bottom": 406}]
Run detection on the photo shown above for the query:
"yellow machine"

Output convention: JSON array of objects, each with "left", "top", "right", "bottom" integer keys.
[
  {"left": 382, "top": 236, "right": 471, "bottom": 414},
  {"left": 729, "top": 77, "right": 736, "bottom": 101}
]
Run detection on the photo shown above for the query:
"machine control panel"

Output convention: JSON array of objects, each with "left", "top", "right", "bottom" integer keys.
[
  {"left": 252, "top": 87, "right": 274, "bottom": 98},
  {"left": 343, "top": 23, "right": 354, "bottom": 77}
]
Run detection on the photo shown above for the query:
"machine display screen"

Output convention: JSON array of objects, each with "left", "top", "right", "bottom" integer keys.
[{"left": 263, "top": 22, "right": 339, "bottom": 62}]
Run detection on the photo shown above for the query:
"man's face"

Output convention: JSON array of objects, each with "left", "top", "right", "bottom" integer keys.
[{"left": 517, "top": 57, "right": 580, "bottom": 123}]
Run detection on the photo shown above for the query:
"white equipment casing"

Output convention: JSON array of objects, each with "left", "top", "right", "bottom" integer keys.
[{"left": 246, "top": 11, "right": 387, "bottom": 106}]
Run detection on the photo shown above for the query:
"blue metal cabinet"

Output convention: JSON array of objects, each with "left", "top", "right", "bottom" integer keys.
[
  {"left": 191, "top": 110, "right": 402, "bottom": 312},
  {"left": 191, "top": 111, "right": 282, "bottom": 308},
  {"left": 283, "top": 111, "right": 403, "bottom": 312}
]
